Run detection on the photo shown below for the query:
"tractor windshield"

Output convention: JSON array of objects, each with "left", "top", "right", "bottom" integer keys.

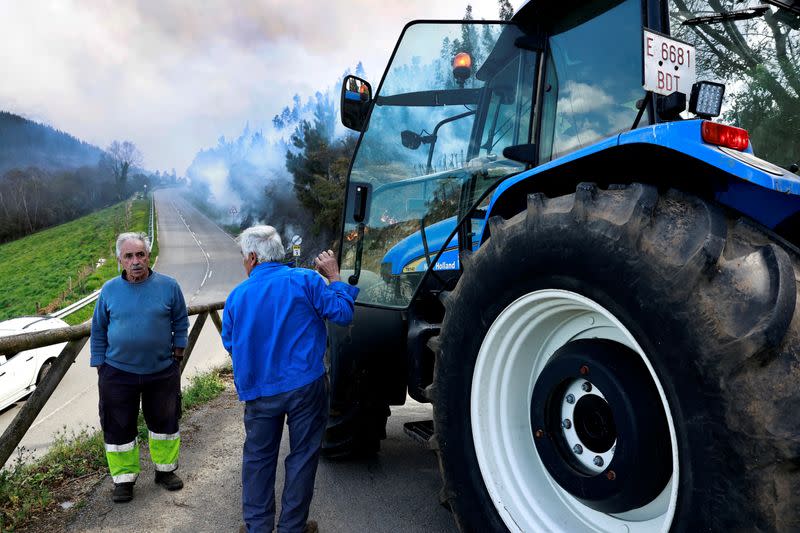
[{"left": 341, "top": 21, "right": 535, "bottom": 308}]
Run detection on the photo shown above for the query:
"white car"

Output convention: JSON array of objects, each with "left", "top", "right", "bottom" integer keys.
[{"left": 0, "top": 316, "right": 69, "bottom": 412}]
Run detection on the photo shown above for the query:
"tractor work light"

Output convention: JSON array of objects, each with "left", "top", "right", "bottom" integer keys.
[
  {"left": 452, "top": 52, "right": 472, "bottom": 87},
  {"left": 689, "top": 81, "right": 726, "bottom": 118},
  {"left": 701, "top": 121, "right": 749, "bottom": 151}
]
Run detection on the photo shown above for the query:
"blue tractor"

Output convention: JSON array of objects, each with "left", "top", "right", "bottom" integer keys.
[{"left": 328, "top": 0, "right": 800, "bottom": 530}]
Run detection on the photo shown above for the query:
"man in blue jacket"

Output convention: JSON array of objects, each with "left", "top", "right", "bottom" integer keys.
[
  {"left": 91, "top": 232, "right": 189, "bottom": 503},
  {"left": 222, "top": 225, "right": 358, "bottom": 533}
]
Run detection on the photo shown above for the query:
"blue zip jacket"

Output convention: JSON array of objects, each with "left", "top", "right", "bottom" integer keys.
[
  {"left": 90, "top": 270, "right": 189, "bottom": 374},
  {"left": 222, "top": 262, "right": 359, "bottom": 401}
]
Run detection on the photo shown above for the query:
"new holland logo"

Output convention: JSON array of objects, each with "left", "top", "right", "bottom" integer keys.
[{"left": 434, "top": 260, "right": 457, "bottom": 270}]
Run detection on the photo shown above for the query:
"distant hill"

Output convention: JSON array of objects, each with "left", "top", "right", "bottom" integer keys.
[{"left": 0, "top": 111, "right": 103, "bottom": 174}]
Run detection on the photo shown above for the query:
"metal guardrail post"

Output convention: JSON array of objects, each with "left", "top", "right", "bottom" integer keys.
[{"left": 149, "top": 193, "right": 155, "bottom": 244}]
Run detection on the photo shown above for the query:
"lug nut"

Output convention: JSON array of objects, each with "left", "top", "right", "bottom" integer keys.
[
  {"left": 562, "top": 419, "right": 572, "bottom": 430},
  {"left": 581, "top": 381, "right": 592, "bottom": 393},
  {"left": 534, "top": 429, "right": 544, "bottom": 438},
  {"left": 580, "top": 365, "right": 589, "bottom": 375},
  {"left": 566, "top": 394, "right": 575, "bottom": 404},
  {"left": 593, "top": 456, "right": 604, "bottom": 467},
  {"left": 606, "top": 470, "right": 616, "bottom": 481},
  {"left": 573, "top": 444, "right": 583, "bottom": 455}
]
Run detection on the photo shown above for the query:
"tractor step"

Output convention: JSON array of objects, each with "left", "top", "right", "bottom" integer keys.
[{"left": 403, "top": 420, "right": 435, "bottom": 448}]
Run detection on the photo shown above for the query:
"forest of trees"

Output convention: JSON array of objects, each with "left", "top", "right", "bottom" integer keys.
[
  {"left": 0, "top": 112, "right": 103, "bottom": 175},
  {"left": 0, "top": 111, "right": 181, "bottom": 243},
  {"left": 671, "top": 0, "right": 799, "bottom": 167},
  {"left": 185, "top": 94, "right": 347, "bottom": 256},
  {"left": 0, "top": 165, "right": 119, "bottom": 242}
]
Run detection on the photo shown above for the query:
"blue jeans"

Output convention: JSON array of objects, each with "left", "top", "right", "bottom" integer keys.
[{"left": 242, "top": 375, "right": 328, "bottom": 533}]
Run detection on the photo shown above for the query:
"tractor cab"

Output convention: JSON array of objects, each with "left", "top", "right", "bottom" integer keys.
[{"left": 339, "top": 0, "right": 651, "bottom": 308}]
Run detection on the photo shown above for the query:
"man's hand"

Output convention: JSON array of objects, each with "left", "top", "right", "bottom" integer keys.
[
  {"left": 314, "top": 249, "right": 341, "bottom": 283},
  {"left": 173, "top": 347, "right": 185, "bottom": 362}
]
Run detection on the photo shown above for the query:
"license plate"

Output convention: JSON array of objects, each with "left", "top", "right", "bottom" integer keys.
[{"left": 643, "top": 29, "right": 696, "bottom": 97}]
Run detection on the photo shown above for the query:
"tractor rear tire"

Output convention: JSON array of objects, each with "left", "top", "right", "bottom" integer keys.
[
  {"left": 322, "top": 404, "right": 388, "bottom": 459},
  {"left": 431, "top": 183, "right": 800, "bottom": 532},
  {"left": 322, "top": 346, "right": 389, "bottom": 459}
]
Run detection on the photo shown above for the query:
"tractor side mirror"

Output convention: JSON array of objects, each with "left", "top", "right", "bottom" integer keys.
[
  {"left": 341, "top": 75, "right": 372, "bottom": 132},
  {"left": 401, "top": 130, "right": 422, "bottom": 150},
  {"left": 401, "top": 130, "right": 435, "bottom": 150}
]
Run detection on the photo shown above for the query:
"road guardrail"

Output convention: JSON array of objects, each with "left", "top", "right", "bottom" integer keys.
[{"left": 0, "top": 300, "right": 225, "bottom": 468}]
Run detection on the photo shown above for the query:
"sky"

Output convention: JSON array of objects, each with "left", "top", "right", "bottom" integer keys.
[{"left": 0, "top": 0, "right": 520, "bottom": 174}]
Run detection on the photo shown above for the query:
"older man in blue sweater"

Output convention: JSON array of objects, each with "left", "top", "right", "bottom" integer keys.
[
  {"left": 222, "top": 225, "right": 358, "bottom": 533},
  {"left": 91, "top": 232, "right": 189, "bottom": 503}
]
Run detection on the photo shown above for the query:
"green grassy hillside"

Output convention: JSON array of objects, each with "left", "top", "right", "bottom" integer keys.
[{"left": 0, "top": 198, "right": 154, "bottom": 324}]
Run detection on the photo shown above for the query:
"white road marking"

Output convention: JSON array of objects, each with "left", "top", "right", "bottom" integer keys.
[
  {"left": 30, "top": 385, "right": 95, "bottom": 430},
  {"left": 169, "top": 198, "right": 211, "bottom": 301}
]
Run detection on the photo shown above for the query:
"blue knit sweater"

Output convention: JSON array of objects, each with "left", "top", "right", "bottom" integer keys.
[
  {"left": 90, "top": 270, "right": 189, "bottom": 374},
  {"left": 222, "top": 262, "right": 359, "bottom": 401}
]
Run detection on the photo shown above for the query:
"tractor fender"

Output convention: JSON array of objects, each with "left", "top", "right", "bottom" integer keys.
[{"left": 484, "top": 119, "right": 800, "bottom": 243}]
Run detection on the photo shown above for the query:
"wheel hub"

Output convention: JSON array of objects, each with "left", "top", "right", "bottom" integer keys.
[
  {"left": 558, "top": 380, "right": 617, "bottom": 475},
  {"left": 530, "top": 338, "right": 672, "bottom": 513}
]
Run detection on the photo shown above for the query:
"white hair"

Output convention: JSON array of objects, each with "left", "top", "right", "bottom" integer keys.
[
  {"left": 237, "top": 225, "right": 285, "bottom": 263},
  {"left": 116, "top": 232, "right": 151, "bottom": 258}
]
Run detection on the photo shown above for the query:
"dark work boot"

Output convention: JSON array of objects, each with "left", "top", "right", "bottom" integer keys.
[
  {"left": 154, "top": 470, "right": 184, "bottom": 491},
  {"left": 305, "top": 520, "right": 319, "bottom": 533},
  {"left": 112, "top": 482, "right": 134, "bottom": 502}
]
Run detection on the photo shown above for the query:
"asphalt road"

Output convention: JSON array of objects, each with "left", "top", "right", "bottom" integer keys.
[
  {"left": 68, "top": 384, "right": 456, "bottom": 533},
  {"left": 2, "top": 188, "right": 457, "bottom": 531}
]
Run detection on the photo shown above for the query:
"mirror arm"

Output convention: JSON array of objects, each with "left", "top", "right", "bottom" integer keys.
[{"left": 425, "top": 109, "right": 477, "bottom": 173}]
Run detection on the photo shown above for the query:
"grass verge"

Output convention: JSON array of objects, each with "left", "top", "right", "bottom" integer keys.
[
  {"left": 0, "top": 364, "right": 232, "bottom": 532},
  {"left": 62, "top": 196, "right": 158, "bottom": 326},
  {"left": 0, "top": 197, "right": 154, "bottom": 324}
]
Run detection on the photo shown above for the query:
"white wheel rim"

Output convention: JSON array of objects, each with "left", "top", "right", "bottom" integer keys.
[{"left": 471, "top": 289, "right": 678, "bottom": 532}]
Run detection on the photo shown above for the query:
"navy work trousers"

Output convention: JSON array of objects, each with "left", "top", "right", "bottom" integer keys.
[
  {"left": 98, "top": 361, "right": 181, "bottom": 445},
  {"left": 242, "top": 375, "right": 328, "bottom": 533}
]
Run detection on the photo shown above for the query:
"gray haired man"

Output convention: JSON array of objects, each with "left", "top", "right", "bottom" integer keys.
[
  {"left": 90, "top": 232, "right": 189, "bottom": 503},
  {"left": 222, "top": 225, "right": 359, "bottom": 533}
]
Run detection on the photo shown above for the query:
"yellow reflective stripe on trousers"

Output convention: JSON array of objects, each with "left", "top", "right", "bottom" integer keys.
[
  {"left": 105, "top": 439, "right": 140, "bottom": 483},
  {"left": 148, "top": 431, "right": 180, "bottom": 471}
]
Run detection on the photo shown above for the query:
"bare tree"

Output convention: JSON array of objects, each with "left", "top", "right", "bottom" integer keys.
[
  {"left": 671, "top": 1, "right": 799, "bottom": 165},
  {"left": 105, "top": 140, "right": 143, "bottom": 200}
]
